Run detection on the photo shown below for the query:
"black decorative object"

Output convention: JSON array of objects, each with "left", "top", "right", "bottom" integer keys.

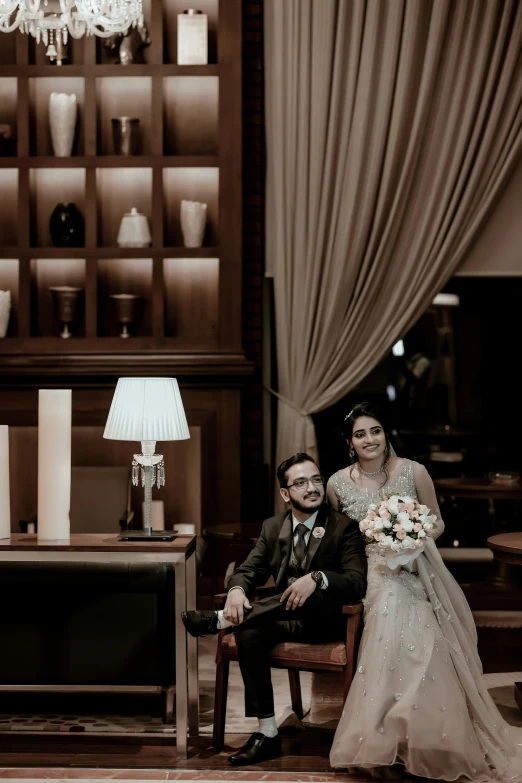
[{"left": 49, "top": 203, "right": 85, "bottom": 247}]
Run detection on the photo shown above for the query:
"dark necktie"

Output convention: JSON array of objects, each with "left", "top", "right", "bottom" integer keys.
[{"left": 294, "top": 523, "right": 309, "bottom": 566}]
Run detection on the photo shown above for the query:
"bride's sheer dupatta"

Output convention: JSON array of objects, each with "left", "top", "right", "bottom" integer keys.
[{"left": 417, "top": 539, "right": 522, "bottom": 781}]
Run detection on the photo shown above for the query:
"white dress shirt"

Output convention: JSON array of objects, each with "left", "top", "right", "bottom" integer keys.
[{"left": 229, "top": 510, "right": 328, "bottom": 594}]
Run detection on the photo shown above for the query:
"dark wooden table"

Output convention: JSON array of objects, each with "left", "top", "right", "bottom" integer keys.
[
  {"left": 0, "top": 534, "right": 198, "bottom": 759},
  {"left": 488, "top": 532, "right": 522, "bottom": 709}
]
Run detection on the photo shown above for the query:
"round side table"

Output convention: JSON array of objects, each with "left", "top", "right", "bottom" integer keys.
[{"left": 487, "top": 532, "right": 522, "bottom": 709}]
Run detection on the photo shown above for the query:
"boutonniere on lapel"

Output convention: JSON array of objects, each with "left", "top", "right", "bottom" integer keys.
[{"left": 313, "top": 527, "right": 325, "bottom": 539}]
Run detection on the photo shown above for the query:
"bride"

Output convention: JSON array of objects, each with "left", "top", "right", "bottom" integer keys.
[{"left": 328, "top": 402, "right": 521, "bottom": 782}]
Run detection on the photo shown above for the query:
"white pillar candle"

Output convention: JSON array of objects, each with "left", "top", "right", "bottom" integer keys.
[
  {"left": 38, "top": 390, "right": 72, "bottom": 541},
  {"left": 143, "top": 499, "right": 165, "bottom": 531},
  {"left": 0, "top": 425, "right": 11, "bottom": 539}
]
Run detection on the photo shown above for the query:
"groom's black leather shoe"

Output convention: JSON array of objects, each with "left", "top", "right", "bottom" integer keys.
[
  {"left": 181, "top": 610, "right": 218, "bottom": 637},
  {"left": 228, "top": 732, "right": 282, "bottom": 766}
]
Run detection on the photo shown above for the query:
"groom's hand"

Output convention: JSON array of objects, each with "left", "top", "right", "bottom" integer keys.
[
  {"left": 224, "top": 588, "right": 252, "bottom": 625},
  {"left": 280, "top": 574, "right": 317, "bottom": 610}
]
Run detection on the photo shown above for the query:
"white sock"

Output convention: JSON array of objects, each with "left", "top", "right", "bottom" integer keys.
[
  {"left": 258, "top": 714, "right": 278, "bottom": 737},
  {"left": 217, "top": 610, "right": 233, "bottom": 630}
]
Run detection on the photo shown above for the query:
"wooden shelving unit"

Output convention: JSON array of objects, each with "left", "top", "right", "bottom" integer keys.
[
  {"left": 0, "top": 0, "right": 250, "bottom": 537},
  {"left": 0, "top": 0, "right": 244, "bottom": 367}
]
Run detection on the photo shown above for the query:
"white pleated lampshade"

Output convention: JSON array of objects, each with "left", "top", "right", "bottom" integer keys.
[{"left": 103, "top": 378, "right": 190, "bottom": 442}]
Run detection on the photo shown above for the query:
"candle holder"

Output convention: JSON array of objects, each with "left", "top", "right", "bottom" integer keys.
[
  {"left": 50, "top": 286, "right": 83, "bottom": 338},
  {"left": 110, "top": 293, "right": 142, "bottom": 338}
]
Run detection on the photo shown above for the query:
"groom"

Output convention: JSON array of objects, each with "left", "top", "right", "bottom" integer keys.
[{"left": 182, "top": 453, "right": 367, "bottom": 765}]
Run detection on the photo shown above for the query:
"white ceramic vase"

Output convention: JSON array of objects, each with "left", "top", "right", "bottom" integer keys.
[
  {"left": 0, "top": 290, "right": 11, "bottom": 338},
  {"left": 117, "top": 207, "right": 151, "bottom": 248},
  {"left": 180, "top": 199, "right": 207, "bottom": 248},
  {"left": 49, "top": 92, "right": 77, "bottom": 157}
]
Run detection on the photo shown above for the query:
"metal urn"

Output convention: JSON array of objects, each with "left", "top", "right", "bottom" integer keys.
[
  {"left": 50, "top": 286, "right": 83, "bottom": 338},
  {"left": 110, "top": 293, "right": 142, "bottom": 338}
]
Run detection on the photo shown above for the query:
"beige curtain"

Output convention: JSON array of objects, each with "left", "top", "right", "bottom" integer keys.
[{"left": 265, "top": 0, "right": 522, "bottom": 496}]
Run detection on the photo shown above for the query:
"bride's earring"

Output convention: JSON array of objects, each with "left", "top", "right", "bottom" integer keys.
[{"left": 349, "top": 446, "right": 355, "bottom": 460}]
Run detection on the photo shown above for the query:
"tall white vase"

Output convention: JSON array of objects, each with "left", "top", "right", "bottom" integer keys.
[
  {"left": 180, "top": 199, "right": 207, "bottom": 248},
  {"left": 49, "top": 92, "right": 77, "bottom": 157},
  {"left": 0, "top": 290, "right": 10, "bottom": 338}
]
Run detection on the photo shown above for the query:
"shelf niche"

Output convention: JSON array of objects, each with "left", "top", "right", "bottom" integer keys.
[
  {"left": 96, "top": 0, "right": 153, "bottom": 65},
  {"left": 0, "top": 170, "right": 18, "bottom": 247},
  {"left": 96, "top": 168, "right": 152, "bottom": 247},
  {"left": 29, "top": 77, "right": 85, "bottom": 157},
  {"left": 30, "top": 168, "right": 86, "bottom": 248},
  {"left": 0, "top": 258, "right": 19, "bottom": 337},
  {"left": 0, "top": 78, "right": 18, "bottom": 157},
  {"left": 164, "top": 0, "right": 219, "bottom": 65},
  {"left": 163, "top": 167, "right": 219, "bottom": 247},
  {"left": 164, "top": 256, "right": 218, "bottom": 341},
  {"left": 30, "top": 257, "right": 85, "bottom": 338},
  {"left": 97, "top": 257, "right": 153, "bottom": 338},
  {"left": 96, "top": 76, "right": 152, "bottom": 156},
  {"left": 163, "top": 76, "right": 218, "bottom": 155}
]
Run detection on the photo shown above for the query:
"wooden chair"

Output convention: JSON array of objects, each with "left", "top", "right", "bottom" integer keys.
[{"left": 212, "top": 586, "right": 364, "bottom": 750}]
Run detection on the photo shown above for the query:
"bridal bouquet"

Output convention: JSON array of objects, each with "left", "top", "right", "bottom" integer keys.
[{"left": 360, "top": 495, "right": 437, "bottom": 568}]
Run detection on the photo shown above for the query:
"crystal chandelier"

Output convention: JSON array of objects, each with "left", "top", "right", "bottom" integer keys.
[{"left": 0, "top": 1, "right": 143, "bottom": 63}]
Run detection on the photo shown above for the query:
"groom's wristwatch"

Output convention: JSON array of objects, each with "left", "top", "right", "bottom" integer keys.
[{"left": 311, "top": 570, "right": 324, "bottom": 589}]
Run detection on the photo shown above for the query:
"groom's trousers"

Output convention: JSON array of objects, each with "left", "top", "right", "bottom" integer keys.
[{"left": 233, "top": 590, "right": 345, "bottom": 718}]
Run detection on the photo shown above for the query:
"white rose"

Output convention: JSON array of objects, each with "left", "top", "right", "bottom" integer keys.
[
  {"left": 388, "top": 496, "right": 400, "bottom": 515},
  {"left": 401, "top": 518, "right": 414, "bottom": 532},
  {"left": 396, "top": 511, "right": 409, "bottom": 525},
  {"left": 379, "top": 535, "right": 394, "bottom": 549},
  {"left": 402, "top": 536, "right": 416, "bottom": 550},
  {"left": 359, "top": 520, "right": 368, "bottom": 532},
  {"left": 390, "top": 540, "right": 402, "bottom": 552},
  {"left": 382, "top": 518, "right": 392, "bottom": 529},
  {"left": 417, "top": 529, "right": 426, "bottom": 538},
  {"left": 373, "top": 519, "right": 384, "bottom": 531},
  {"left": 368, "top": 503, "right": 378, "bottom": 511},
  {"left": 402, "top": 496, "right": 414, "bottom": 504},
  {"left": 365, "top": 528, "right": 374, "bottom": 538},
  {"left": 418, "top": 504, "right": 429, "bottom": 515},
  {"left": 423, "top": 522, "right": 434, "bottom": 534}
]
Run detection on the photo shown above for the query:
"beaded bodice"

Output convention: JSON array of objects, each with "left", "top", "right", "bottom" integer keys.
[
  {"left": 330, "top": 459, "right": 418, "bottom": 523},
  {"left": 330, "top": 459, "right": 419, "bottom": 584}
]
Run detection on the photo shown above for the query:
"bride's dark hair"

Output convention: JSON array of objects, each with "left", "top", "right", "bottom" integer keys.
[{"left": 342, "top": 402, "right": 393, "bottom": 488}]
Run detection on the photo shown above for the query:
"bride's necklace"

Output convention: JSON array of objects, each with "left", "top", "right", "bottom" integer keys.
[{"left": 358, "top": 458, "right": 389, "bottom": 478}]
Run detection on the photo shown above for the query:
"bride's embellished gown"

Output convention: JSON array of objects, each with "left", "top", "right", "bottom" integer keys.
[{"left": 329, "top": 459, "right": 522, "bottom": 782}]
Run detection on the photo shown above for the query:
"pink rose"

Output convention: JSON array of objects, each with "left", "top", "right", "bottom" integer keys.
[
  {"left": 368, "top": 511, "right": 376, "bottom": 521},
  {"left": 413, "top": 523, "right": 422, "bottom": 532},
  {"left": 398, "top": 503, "right": 407, "bottom": 512},
  {"left": 373, "top": 531, "right": 384, "bottom": 542},
  {"left": 380, "top": 510, "right": 391, "bottom": 520},
  {"left": 392, "top": 523, "right": 402, "bottom": 532},
  {"left": 415, "top": 538, "right": 424, "bottom": 548},
  {"left": 405, "top": 503, "right": 415, "bottom": 513},
  {"left": 396, "top": 530, "right": 406, "bottom": 540},
  {"left": 411, "top": 511, "right": 420, "bottom": 520},
  {"left": 367, "top": 520, "right": 375, "bottom": 530},
  {"left": 312, "top": 527, "right": 325, "bottom": 539}
]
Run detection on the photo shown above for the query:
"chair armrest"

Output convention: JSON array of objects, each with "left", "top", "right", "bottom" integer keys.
[
  {"left": 214, "top": 584, "right": 276, "bottom": 609},
  {"left": 342, "top": 602, "right": 364, "bottom": 615}
]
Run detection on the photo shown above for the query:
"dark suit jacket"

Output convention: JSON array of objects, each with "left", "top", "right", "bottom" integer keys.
[{"left": 228, "top": 504, "right": 367, "bottom": 603}]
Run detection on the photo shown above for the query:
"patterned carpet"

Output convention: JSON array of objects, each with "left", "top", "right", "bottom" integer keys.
[{"left": 0, "top": 638, "right": 520, "bottom": 735}]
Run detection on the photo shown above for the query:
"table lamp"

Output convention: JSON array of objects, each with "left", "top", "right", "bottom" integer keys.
[{"left": 103, "top": 377, "right": 190, "bottom": 541}]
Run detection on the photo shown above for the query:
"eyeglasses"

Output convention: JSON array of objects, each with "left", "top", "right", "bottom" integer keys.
[{"left": 286, "top": 476, "right": 324, "bottom": 491}]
